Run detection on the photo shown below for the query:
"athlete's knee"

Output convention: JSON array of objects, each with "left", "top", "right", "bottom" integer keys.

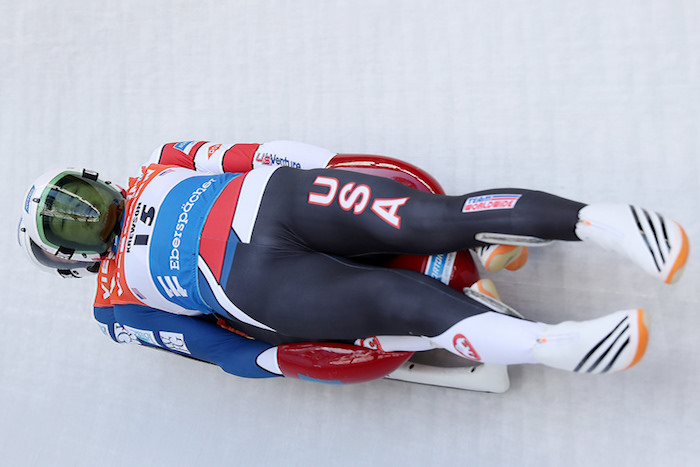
[{"left": 362, "top": 269, "right": 456, "bottom": 334}]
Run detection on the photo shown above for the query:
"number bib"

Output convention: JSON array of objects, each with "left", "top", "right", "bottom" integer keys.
[{"left": 113, "top": 164, "right": 239, "bottom": 315}]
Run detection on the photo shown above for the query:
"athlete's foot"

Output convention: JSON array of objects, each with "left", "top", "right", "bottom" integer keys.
[
  {"left": 474, "top": 244, "right": 529, "bottom": 272},
  {"left": 469, "top": 278, "right": 502, "bottom": 301},
  {"left": 532, "top": 309, "right": 649, "bottom": 373},
  {"left": 575, "top": 204, "right": 689, "bottom": 284}
]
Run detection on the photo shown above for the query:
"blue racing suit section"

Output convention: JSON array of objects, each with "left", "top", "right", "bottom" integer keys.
[
  {"left": 148, "top": 173, "right": 238, "bottom": 312},
  {"left": 94, "top": 304, "right": 278, "bottom": 379},
  {"left": 112, "top": 164, "right": 246, "bottom": 317}
]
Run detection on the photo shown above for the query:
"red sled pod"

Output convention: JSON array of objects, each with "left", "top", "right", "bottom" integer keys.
[
  {"left": 277, "top": 343, "right": 413, "bottom": 384},
  {"left": 277, "top": 155, "right": 481, "bottom": 384},
  {"left": 326, "top": 154, "right": 444, "bottom": 194}
]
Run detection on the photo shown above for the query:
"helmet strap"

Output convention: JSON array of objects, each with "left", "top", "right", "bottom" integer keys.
[
  {"left": 57, "top": 246, "right": 75, "bottom": 258},
  {"left": 81, "top": 169, "right": 99, "bottom": 181}
]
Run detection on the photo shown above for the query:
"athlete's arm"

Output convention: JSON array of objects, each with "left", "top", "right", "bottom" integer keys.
[
  {"left": 94, "top": 305, "right": 149, "bottom": 346},
  {"left": 93, "top": 303, "right": 410, "bottom": 383},
  {"left": 95, "top": 303, "right": 280, "bottom": 378},
  {"left": 147, "top": 141, "right": 336, "bottom": 174}
]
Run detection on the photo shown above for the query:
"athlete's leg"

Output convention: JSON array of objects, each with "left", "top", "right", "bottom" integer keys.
[
  {"left": 223, "top": 241, "right": 537, "bottom": 354},
  {"left": 223, "top": 242, "right": 485, "bottom": 341},
  {"left": 254, "top": 167, "right": 584, "bottom": 257},
  {"left": 211, "top": 167, "right": 670, "bottom": 374},
  {"left": 220, "top": 242, "right": 648, "bottom": 373},
  {"left": 256, "top": 168, "right": 688, "bottom": 283}
]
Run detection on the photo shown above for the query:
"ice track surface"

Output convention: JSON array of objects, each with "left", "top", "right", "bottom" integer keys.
[{"left": 1, "top": 1, "right": 699, "bottom": 466}]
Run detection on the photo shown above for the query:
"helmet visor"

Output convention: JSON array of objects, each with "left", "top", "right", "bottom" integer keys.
[{"left": 37, "top": 173, "right": 123, "bottom": 256}]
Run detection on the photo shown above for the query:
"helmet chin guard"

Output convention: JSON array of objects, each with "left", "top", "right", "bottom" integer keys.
[
  {"left": 21, "top": 168, "right": 124, "bottom": 263},
  {"left": 17, "top": 217, "right": 100, "bottom": 278}
]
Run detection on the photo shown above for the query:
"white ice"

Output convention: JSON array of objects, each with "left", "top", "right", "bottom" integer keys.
[{"left": 1, "top": 1, "right": 698, "bottom": 466}]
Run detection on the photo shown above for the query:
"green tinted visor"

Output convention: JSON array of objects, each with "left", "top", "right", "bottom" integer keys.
[{"left": 36, "top": 172, "right": 124, "bottom": 256}]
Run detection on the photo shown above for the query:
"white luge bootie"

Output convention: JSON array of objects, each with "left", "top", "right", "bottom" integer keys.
[
  {"left": 575, "top": 204, "right": 689, "bottom": 284},
  {"left": 532, "top": 309, "right": 649, "bottom": 373}
]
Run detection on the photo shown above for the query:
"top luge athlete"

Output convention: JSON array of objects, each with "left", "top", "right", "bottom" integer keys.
[{"left": 18, "top": 141, "right": 689, "bottom": 389}]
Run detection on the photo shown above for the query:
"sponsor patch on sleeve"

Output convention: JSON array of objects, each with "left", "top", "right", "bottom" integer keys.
[
  {"left": 115, "top": 323, "right": 142, "bottom": 345},
  {"left": 173, "top": 141, "right": 196, "bottom": 154},
  {"left": 97, "top": 322, "right": 109, "bottom": 336},
  {"left": 124, "top": 326, "right": 160, "bottom": 346},
  {"left": 159, "top": 331, "right": 191, "bottom": 355},
  {"left": 207, "top": 144, "right": 222, "bottom": 159},
  {"left": 462, "top": 194, "right": 522, "bottom": 213}
]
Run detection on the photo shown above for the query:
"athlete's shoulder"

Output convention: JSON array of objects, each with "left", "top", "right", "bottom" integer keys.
[
  {"left": 147, "top": 140, "right": 337, "bottom": 173},
  {"left": 148, "top": 141, "right": 208, "bottom": 169},
  {"left": 148, "top": 141, "right": 261, "bottom": 174}
]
